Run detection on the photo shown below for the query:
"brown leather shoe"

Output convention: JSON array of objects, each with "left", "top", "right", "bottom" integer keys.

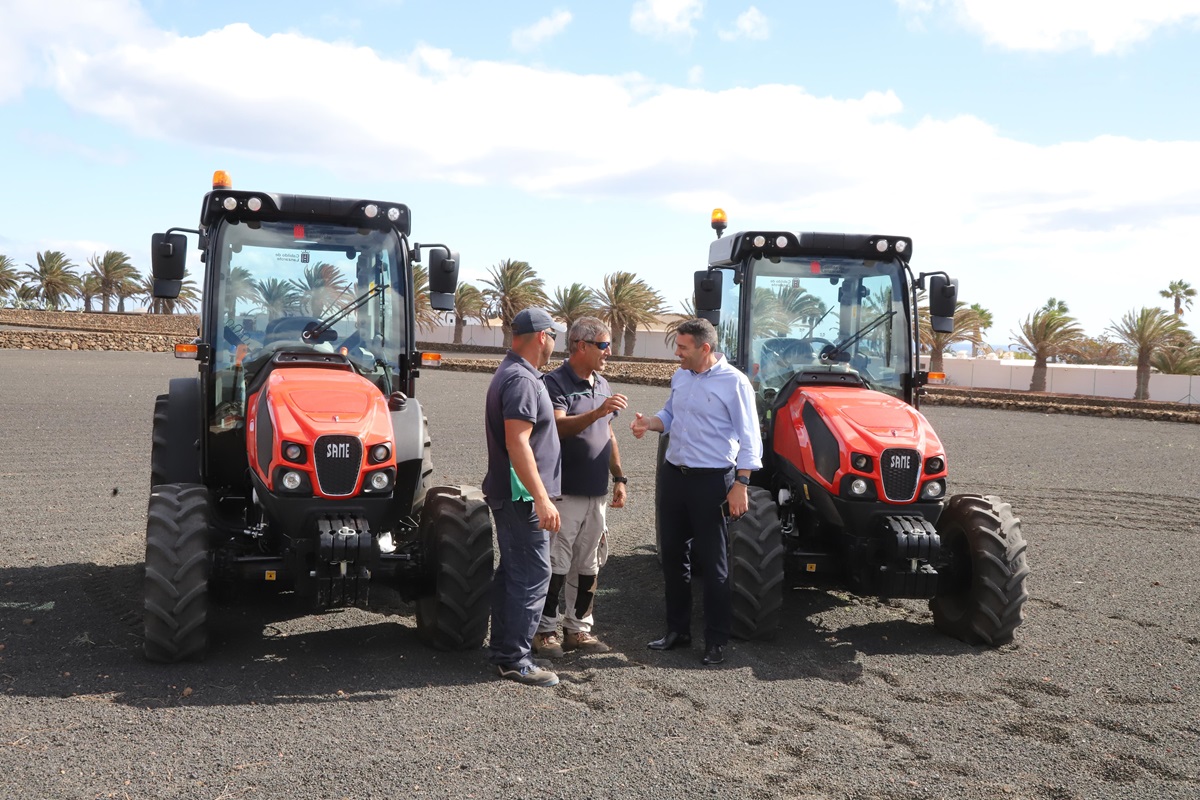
[{"left": 563, "top": 630, "right": 611, "bottom": 654}]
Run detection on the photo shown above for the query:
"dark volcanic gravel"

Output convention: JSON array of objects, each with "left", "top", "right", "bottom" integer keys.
[{"left": 0, "top": 351, "right": 1197, "bottom": 799}]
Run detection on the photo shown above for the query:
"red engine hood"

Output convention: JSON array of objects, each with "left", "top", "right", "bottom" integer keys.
[
  {"left": 795, "top": 386, "right": 943, "bottom": 454},
  {"left": 258, "top": 367, "right": 389, "bottom": 442}
]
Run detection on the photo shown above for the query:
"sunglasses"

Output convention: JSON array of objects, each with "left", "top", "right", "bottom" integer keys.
[{"left": 583, "top": 340, "right": 611, "bottom": 351}]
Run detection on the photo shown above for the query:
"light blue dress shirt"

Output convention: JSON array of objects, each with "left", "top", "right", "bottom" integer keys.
[{"left": 656, "top": 354, "right": 764, "bottom": 472}]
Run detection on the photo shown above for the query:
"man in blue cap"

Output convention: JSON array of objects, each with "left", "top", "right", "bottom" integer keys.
[{"left": 483, "top": 306, "right": 567, "bottom": 686}]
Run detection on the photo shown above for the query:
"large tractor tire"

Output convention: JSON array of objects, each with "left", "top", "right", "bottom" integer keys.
[
  {"left": 728, "top": 486, "right": 786, "bottom": 640},
  {"left": 931, "top": 494, "right": 1030, "bottom": 646},
  {"left": 415, "top": 486, "right": 494, "bottom": 651},
  {"left": 143, "top": 484, "right": 212, "bottom": 662},
  {"left": 150, "top": 379, "right": 201, "bottom": 489}
]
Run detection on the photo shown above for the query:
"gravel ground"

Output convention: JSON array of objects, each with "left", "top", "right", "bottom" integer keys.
[{"left": 0, "top": 351, "right": 1196, "bottom": 800}]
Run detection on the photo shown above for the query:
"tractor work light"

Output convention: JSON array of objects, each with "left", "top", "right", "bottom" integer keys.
[
  {"left": 222, "top": 196, "right": 237, "bottom": 211},
  {"left": 369, "top": 443, "right": 391, "bottom": 464},
  {"left": 775, "top": 235, "right": 788, "bottom": 248},
  {"left": 876, "top": 239, "right": 888, "bottom": 252},
  {"left": 921, "top": 480, "right": 946, "bottom": 499},
  {"left": 895, "top": 240, "right": 907, "bottom": 253},
  {"left": 753, "top": 235, "right": 766, "bottom": 247},
  {"left": 363, "top": 204, "right": 379, "bottom": 219},
  {"left": 387, "top": 207, "right": 402, "bottom": 222},
  {"left": 281, "top": 471, "right": 303, "bottom": 491},
  {"left": 246, "top": 196, "right": 262, "bottom": 212},
  {"left": 212, "top": 170, "right": 232, "bottom": 189}
]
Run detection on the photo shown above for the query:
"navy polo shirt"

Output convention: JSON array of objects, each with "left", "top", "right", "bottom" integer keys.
[
  {"left": 482, "top": 351, "right": 562, "bottom": 506},
  {"left": 543, "top": 361, "right": 617, "bottom": 498}
]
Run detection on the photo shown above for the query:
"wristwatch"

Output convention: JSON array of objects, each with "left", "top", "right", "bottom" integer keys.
[
  {"left": 612, "top": 476, "right": 628, "bottom": 485},
  {"left": 734, "top": 475, "right": 751, "bottom": 486}
]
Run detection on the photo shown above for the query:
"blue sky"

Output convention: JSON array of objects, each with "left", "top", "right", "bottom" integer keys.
[{"left": 2, "top": 0, "right": 1199, "bottom": 338}]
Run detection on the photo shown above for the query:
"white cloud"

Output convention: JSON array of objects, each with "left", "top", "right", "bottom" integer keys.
[
  {"left": 687, "top": 65, "right": 704, "bottom": 85},
  {"left": 4, "top": 7, "right": 1198, "bottom": 332},
  {"left": 718, "top": 6, "right": 770, "bottom": 41},
  {"left": 631, "top": 0, "right": 704, "bottom": 39},
  {"left": 511, "top": 10, "right": 573, "bottom": 52},
  {"left": 900, "top": 0, "right": 1200, "bottom": 53}
]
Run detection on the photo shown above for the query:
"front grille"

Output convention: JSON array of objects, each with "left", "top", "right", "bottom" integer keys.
[
  {"left": 314, "top": 435, "right": 363, "bottom": 496},
  {"left": 880, "top": 448, "right": 920, "bottom": 501}
]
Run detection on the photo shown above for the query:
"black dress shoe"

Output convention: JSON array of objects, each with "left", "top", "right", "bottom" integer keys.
[
  {"left": 701, "top": 645, "right": 725, "bottom": 665},
  {"left": 647, "top": 632, "right": 692, "bottom": 650}
]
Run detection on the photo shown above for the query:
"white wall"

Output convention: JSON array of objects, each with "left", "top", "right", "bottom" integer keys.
[{"left": 925, "top": 356, "right": 1199, "bottom": 405}]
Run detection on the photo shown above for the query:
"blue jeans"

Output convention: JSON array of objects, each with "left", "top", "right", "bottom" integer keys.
[{"left": 488, "top": 500, "right": 552, "bottom": 668}]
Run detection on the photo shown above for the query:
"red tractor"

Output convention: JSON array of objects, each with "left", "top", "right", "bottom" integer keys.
[
  {"left": 143, "top": 171, "right": 493, "bottom": 662},
  {"left": 662, "top": 210, "right": 1029, "bottom": 646}
]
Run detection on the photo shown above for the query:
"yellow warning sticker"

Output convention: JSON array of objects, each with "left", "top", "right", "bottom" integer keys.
[
  {"left": 806, "top": 563, "right": 817, "bottom": 572},
  {"left": 265, "top": 570, "right": 277, "bottom": 581}
]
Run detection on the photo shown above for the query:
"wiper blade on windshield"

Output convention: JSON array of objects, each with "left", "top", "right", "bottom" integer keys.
[{"left": 820, "top": 310, "right": 895, "bottom": 363}]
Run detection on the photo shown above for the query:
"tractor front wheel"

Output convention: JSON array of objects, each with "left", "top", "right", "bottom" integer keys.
[
  {"left": 415, "top": 486, "right": 494, "bottom": 650},
  {"left": 931, "top": 494, "right": 1029, "bottom": 646},
  {"left": 729, "top": 486, "right": 786, "bottom": 640},
  {"left": 143, "top": 484, "right": 212, "bottom": 662}
]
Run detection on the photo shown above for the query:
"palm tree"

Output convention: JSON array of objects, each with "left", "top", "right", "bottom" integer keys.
[
  {"left": 87, "top": 250, "right": 138, "bottom": 313},
  {"left": 412, "top": 264, "right": 441, "bottom": 333},
  {"left": 1010, "top": 309, "right": 1084, "bottom": 392},
  {"left": 1041, "top": 297, "right": 1070, "bottom": 314},
  {"left": 225, "top": 266, "right": 257, "bottom": 314},
  {"left": 547, "top": 283, "right": 599, "bottom": 333},
  {"left": 1150, "top": 328, "right": 1200, "bottom": 375},
  {"left": 451, "top": 282, "right": 489, "bottom": 345},
  {"left": 1108, "top": 307, "right": 1186, "bottom": 400},
  {"left": 289, "top": 262, "right": 350, "bottom": 317},
  {"left": 21, "top": 250, "right": 81, "bottom": 311},
  {"left": 595, "top": 271, "right": 665, "bottom": 356},
  {"left": 80, "top": 274, "right": 102, "bottom": 313},
  {"left": 1160, "top": 279, "right": 1196, "bottom": 316},
  {"left": 250, "top": 278, "right": 300, "bottom": 318},
  {"left": 481, "top": 259, "right": 548, "bottom": 348},
  {"left": 140, "top": 272, "right": 202, "bottom": 313},
  {"left": 622, "top": 280, "right": 668, "bottom": 357},
  {"left": 114, "top": 274, "right": 142, "bottom": 313},
  {"left": 0, "top": 254, "right": 20, "bottom": 303},
  {"left": 918, "top": 301, "right": 986, "bottom": 374},
  {"left": 1060, "top": 335, "right": 1129, "bottom": 366},
  {"left": 664, "top": 298, "right": 696, "bottom": 346},
  {"left": 968, "top": 303, "right": 994, "bottom": 357}
]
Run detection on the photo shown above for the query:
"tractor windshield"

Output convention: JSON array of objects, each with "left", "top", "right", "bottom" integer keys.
[
  {"left": 746, "top": 256, "right": 909, "bottom": 400},
  {"left": 206, "top": 219, "right": 409, "bottom": 428}
]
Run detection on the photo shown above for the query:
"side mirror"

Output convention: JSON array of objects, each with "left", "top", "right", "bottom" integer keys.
[
  {"left": 151, "top": 233, "right": 187, "bottom": 281},
  {"left": 928, "top": 275, "right": 958, "bottom": 318},
  {"left": 694, "top": 269, "right": 722, "bottom": 312},
  {"left": 930, "top": 315, "right": 954, "bottom": 334},
  {"left": 430, "top": 292, "right": 454, "bottom": 312},
  {"left": 426, "top": 247, "right": 460, "bottom": 295}
]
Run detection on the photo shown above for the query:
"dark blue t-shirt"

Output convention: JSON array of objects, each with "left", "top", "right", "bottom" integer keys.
[
  {"left": 482, "top": 352, "right": 562, "bottom": 506},
  {"left": 543, "top": 361, "right": 617, "bottom": 497}
]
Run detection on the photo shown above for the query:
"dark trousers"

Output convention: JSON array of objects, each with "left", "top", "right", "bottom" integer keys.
[
  {"left": 658, "top": 464, "right": 734, "bottom": 647},
  {"left": 488, "top": 500, "right": 551, "bottom": 668}
]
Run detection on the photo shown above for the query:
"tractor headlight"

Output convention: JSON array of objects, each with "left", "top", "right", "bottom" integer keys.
[
  {"left": 851, "top": 453, "right": 873, "bottom": 472},
  {"left": 283, "top": 442, "right": 305, "bottom": 463},
  {"left": 925, "top": 456, "right": 944, "bottom": 473},
  {"left": 281, "top": 471, "right": 303, "bottom": 491},
  {"left": 369, "top": 443, "right": 391, "bottom": 464},
  {"left": 921, "top": 480, "right": 945, "bottom": 499},
  {"left": 362, "top": 469, "right": 393, "bottom": 493}
]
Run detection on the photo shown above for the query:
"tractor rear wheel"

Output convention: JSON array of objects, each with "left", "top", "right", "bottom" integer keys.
[
  {"left": 415, "top": 486, "right": 494, "bottom": 650},
  {"left": 931, "top": 494, "right": 1029, "bottom": 646},
  {"left": 143, "top": 483, "right": 212, "bottom": 662},
  {"left": 150, "top": 379, "right": 201, "bottom": 489},
  {"left": 729, "top": 486, "right": 786, "bottom": 640}
]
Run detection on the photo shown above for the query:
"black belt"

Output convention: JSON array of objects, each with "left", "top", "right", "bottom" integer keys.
[{"left": 666, "top": 461, "right": 732, "bottom": 475}]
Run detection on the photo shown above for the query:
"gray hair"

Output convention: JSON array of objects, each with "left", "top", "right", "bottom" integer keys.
[
  {"left": 568, "top": 316, "right": 609, "bottom": 352},
  {"left": 676, "top": 317, "right": 717, "bottom": 350}
]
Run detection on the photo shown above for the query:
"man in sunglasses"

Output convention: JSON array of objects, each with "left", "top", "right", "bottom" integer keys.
[{"left": 533, "top": 316, "right": 629, "bottom": 659}]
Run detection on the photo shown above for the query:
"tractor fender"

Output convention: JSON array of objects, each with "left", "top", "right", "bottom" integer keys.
[
  {"left": 159, "top": 377, "right": 202, "bottom": 485},
  {"left": 389, "top": 397, "right": 427, "bottom": 465}
]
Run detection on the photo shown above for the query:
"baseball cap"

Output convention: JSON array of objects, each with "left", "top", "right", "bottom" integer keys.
[{"left": 512, "top": 307, "right": 566, "bottom": 335}]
